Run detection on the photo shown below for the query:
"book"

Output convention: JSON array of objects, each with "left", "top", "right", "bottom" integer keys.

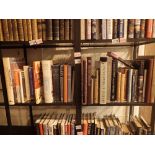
[
  {"left": 146, "top": 19, "right": 153, "bottom": 38},
  {"left": 152, "top": 19, "right": 155, "bottom": 38},
  {"left": 22, "top": 19, "right": 28, "bottom": 41},
  {"left": 17, "top": 19, "right": 24, "bottom": 41},
  {"left": 52, "top": 19, "right": 59, "bottom": 40},
  {"left": 60, "top": 65, "right": 64, "bottom": 102},
  {"left": 106, "top": 19, "right": 113, "bottom": 39},
  {"left": 85, "top": 19, "right": 91, "bottom": 40},
  {"left": 67, "top": 65, "right": 72, "bottom": 102},
  {"left": 1, "top": 19, "right": 10, "bottom": 41},
  {"left": 118, "top": 19, "right": 124, "bottom": 38},
  {"left": 11, "top": 19, "right": 19, "bottom": 41},
  {"left": 140, "top": 19, "right": 146, "bottom": 38},
  {"left": 37, "top": 19, "right": 43, "bottom": 40},
  {"left": 127, "top": 69, "right": 133, "bottom": 102},
  {"left": 27, "top": 19, "right": 32, "bottom": 41},
  {"left": 7, "top": 19, "right": 14, "bottom": 41},
  {"left": 42, "top": 60, "right": 53, "bottom": 103},
  {"left": 46, "top": 19, "right": 53, "bottom": 40},
  {"left": 113, "top": 19, "right": 118, "bottom": 39},
  {"left": 128, "top": 19, "right": 134, "bottom": 39},
  {"left": 123, "top": 19, "right": 128, "bottom": 40},
  {"left": 116, "top": 70, "right": 121, "bottom": 102},
  {"left": 59, "top": 19, "right": 65, "bottom": 40},
  {"left": 42, "top": 19, "right": 46, "bottom": 41},
  {"left": 64, "top": 64, "right": 68, "bottom": 103},
  {"left": 31, "top": 19, "right": 38, "bottom": 40},
  {"left": 81, "top": 19, "right": 85, "bottom": 40},
  {"left": 0, "top": 20, "right": 4, "bottom": 41},
  {"left": 134, "top": 19, "right": 141, "bottom": 39},
  {"left": 102, "top": 19, "right": 106, "bottom": 39},
  {"left": 69, "top": 19, "right": 73, "bottom": 40},
  {"left": 64, "top": 19, "right": 69, "bottom": 40},
  {"left": 91, "top": 19, "right": 97, "bottom": 40}
]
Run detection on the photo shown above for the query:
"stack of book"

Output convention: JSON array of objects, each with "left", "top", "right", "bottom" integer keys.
[
  {"left": 3, "top": 57, "right": 74, "bottom": 105},
  {"left": 81, "top": 19, "right": 155, "bottom": 40},
  {"left": 0, "top": 19, "right": 73, "bottom": 41},
  {"left": 34, "top": 113, "right": 151, "bottom": 135},
  {"left": 81, "top": 54, "right": 155, "bottom": 104}
]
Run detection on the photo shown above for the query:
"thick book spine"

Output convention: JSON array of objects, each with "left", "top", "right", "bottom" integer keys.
[
  {"left": 67, "top": 65, "right": 72, "bottom": 102},
  {"left": 1, "top": 19, "right": 10, "bottom": 41},
  {"left": 113, "top": 19, "right": 118, "bottom": 39},
  {"left": 11, "top": 19, "right": 19, "bottom": 41},
  {"left": 52, "top": 65, "right": 61, "bottom": 102},
  {"left": 134, "top": 19, "right": 141, "bottom": 39},
  {"left": 140, "top": 19, "right": 146, "bottom": 38},
  {"left": 53, "top": 19, "right": 59, "bottom": 40},
  {"left": 118, "top": 19, "right": 124, "bottom": 38},
  {"left": 64, "top": 65, "right": 68, "bottom": 103},
  {"left": 127, "top": 69, "right": 133, "bottom": 102},
  {"left": 46, "top": 19, "right": 53, "bottom": 40},
  {"left": 81, "top": 19, "right": 85, "bottom": 40},
  {"left": 146, "top": 19, "right": 153, "bottom": 38},
  {"left": 106, "top": 19, "right": 113, "bottom": 39},
  {"left": 31, "top": 19, "right": 38, "bottom": 40},
  {"left": 59, "top": 19, "right": 65, "bottom": 40},
  {"left": 87, "top": 57, "right": 92, "bottom": 104},
  {"left": 111, "top": 60, "right": 118, "bottom": 101},
  {"left": 0, "top": 20, "right": 4, "bottom": 41},
  {"left": 22, "top": 19, "right": 28, "bottom": 41},
  {"left": 102, "top": 19, "right": 106, "bottom": 39},
  {"left": 17, "top": 19, "right": 24, "bottom": 41},
  {"left": 152, "top": 19, "right": 155, "bottom": 38},
  {"left": 85, "top": 19, "right": 91, "bottom": 40},
  {"left": 64, "top": 19, "right": 69, "bottom": 40},
  {"left": 60, "top": 65, "right": 64, "bottom": 102},
  {"left": 33, "top": 61, "right": 43, "bottom": 104},
  {"left": 42, "top": 19, "right": 46, "bottom": 41},
  {"left": 27, "top": 19, "right": 32, "bottom": 41},
  {"left": 42, "top": 60, "right": 53, "bottom": 103},
  {"left": 91, "top": 19, "right": 97, "bottom": 40},
  {"left": 7, "top": 19, "right": 14, "bottom": 41},
  {"left": 128, "top": 19, "right": 134, "bottom": 39},
  {"left": 37, "top": 19, "right": 43, "bottom": 40},
  {"left": 100, "top": 57, "right": 107, "bottom": 104}
]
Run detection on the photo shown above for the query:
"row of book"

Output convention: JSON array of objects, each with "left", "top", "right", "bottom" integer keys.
[
  {"left": 81, "top": 54, "right": 155, "bottom": 104},
  {"left": 0, "top": 19, "right": 73, "bottom": 41},
  {"left": 3, "top": 57, "right": 74, "bottom": 104},
  {"left": 34, "top": 113, "right": 151, "bottom": 135},
  {"left": 81, "top": 19, "right": 155, "bottom": 40}
]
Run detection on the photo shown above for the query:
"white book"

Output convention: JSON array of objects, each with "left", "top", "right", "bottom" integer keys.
[
  {"left": 152, "top": 19, "right": 155, "bottom": 38},
  {"left": 106, "top": 19, "right": 113, "bottom": 39},
  {"left": 23, "top": 66, "right": 31, "bottom": 101},
  {"left": 102, "top": 19, "right": 107, "bottom": 39},
  {"left": 81, "top": 19, "right": 85, "bottom": 40},
  {"left": 42, "top": 60, "right": 53, "bottom": 103},
  {"left": 124, "top": 19, "right": 128, "bottom": 39},
  {"left": 43, "top": 114, "right": 52, "bottom": 135},
  {"left": 48, "top": 114, "right": 56, "bottom": 135},
  {"left": 100, "top": 57, "right": 107, "bottom": 104}
]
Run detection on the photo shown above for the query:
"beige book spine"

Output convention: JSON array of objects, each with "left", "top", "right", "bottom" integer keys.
[
  {"left": 106, "top": 19, "right": 113, "bottom": 39},
  {"left": 1, "top": 19, "right": 10, "bottom": 41},
  {"left": 120, "top": 72, "right": 126, "bottom": 102},
  {"left": 31, "top": 19, "right": 38, "bottom": 40},
  {"left": 81, "top": 19, "right": 85, "bottom": 40},
  {"left": 7, "top": 19, "right": 14, "bottom": 41},
  {"left": 22, "top": 19, "right": 28, "bottom": 41},
  {"left": 27, "top": 19, "right": 32, "bottom": 41},
  {"left": 94, "top": 69, "right": 99, "bottom": 104},
  {"left": 17, "top": 19, "right": 24, "bottom": 41},
  {"left": 150, "top": 59, "right": 155, "bottom": 103},
  {"left": 116, "top": 71, "right": 121, "bottom": 102}
]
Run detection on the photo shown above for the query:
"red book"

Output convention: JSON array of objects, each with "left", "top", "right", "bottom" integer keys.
[{"left": 146, "top": 19, "right": 153, "bottom": 38}]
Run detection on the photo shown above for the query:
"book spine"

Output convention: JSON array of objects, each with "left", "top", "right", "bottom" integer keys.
[
  {"left": 7, "top": 19, "right": 14, "bottom": 41},
  {"left": 152, "top": 19, "right": 155, "bottom": 38},
  {"left": 60, "top": 65, "right": 64, "bottom": 102},
  {"left": 87, "top": 57, "right": 92, "bottom": 104},
  {"left": 42, "top": 60, "right": 53, "bottom": 103},
  {"left": 146, "top": 19, "right": 153, "bottom": 38},
  {"left": 53, "top": 19, "right": 59, "bottom": 40},
  {"left": 31, "top": 19, "right": 38, "bottom": 40},
  {"left": 46, "top": 19, "right": 53, "bottom": 40},
  {"left": 27, "top": 19, "right": 32, "bottom": 41},
  {"left": 64, "top": 65, "right": 68, "bottom": 103},
  {"left": 52, "top": 65, "right": 61, "bottom": 102},
  {"left": 134, "top": 19, "right": 141, "bottom": 39},
  {"left": 86, "top": 19, "right": 91, "bottom": 40},
  {"left": 127, "top": 69, "right": 133, "bottom": 102},
  {"left": 106, "top": 19, "right": 113, "bottom": 39},
  {"left": 33, "top": 61, "right": 43, "bottom": 104},
  {"left": 100, "top": 57, "right": 107, "bottom": 104},
  {"left": 123, "top": 19, "right": 128, "bottom": 39},
  {"left": 150, "top": 59, "right": 155, "bottom": 103},
  {"left": 113, "top": 19, "right": 118, "bottom": 39},
  {"left": 94, "top": 69, "right": 99, "bottom": 104},
  {"left": 67, "top": 65, "right": 72, "bottom": 102},
  {"left": 111, "top": 60, "right": 118, "bottom": 101},
  {"left": 91, "top": 19, "right": 97, "bottom": 40},
  {"left": 140, "top": 19, "right": 146, "bottom": 38},
  {"left": 116, "top": 71, "right": 121, "bottom": 102},
  {"left": 22, "top": 19, "right": 28, "bottom": 41},
  {"left": 17, "top": 19, "right": 24, "bottom": 41},
  {"left": 11, "top": 19, "right": 19, "bottom": 41},
  {"left": 69, "top": 19, "right": 73, "bottom": 40},
  {"left": 37, "top": 19, "right": 43, "bottom": 40},
  {"left": 102, "top": 19, "right": 106, "bottom": 39},
  {"left": 1, "top": 19, "right": 10, "bottom": 41},
  {"left": 59, "top": 19, "right": 65, "bottom": 40},
  {"left": 142, "top": 69, "right": 147, "bottom": 102},
  {"left": 118, "top": 19, "right": 124, "bottom": 38},
  {"left": 82, "top": 60, "right": 86, "bottom": 104},
  {"left": 81, "top": 19, "right": 85, "bottom": 40},
  {"left": 0, "top": 20, "right": 4, "bottom": 41},
  {"left": 91, "top": 78, "right": 94, "bottom": 104},
  {"left": 64, "top": 19, "right": 69, "bottom": 40},
  {"left": 128, "top": 19, "right": 134, "bottom": 39},
  {"left": 42, "top": 19, "right": 46, "bottom": 41}
]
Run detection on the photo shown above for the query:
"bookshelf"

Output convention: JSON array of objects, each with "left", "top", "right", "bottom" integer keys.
[{"left": 0, "top": 19, "right": 155, "bottom": 135}]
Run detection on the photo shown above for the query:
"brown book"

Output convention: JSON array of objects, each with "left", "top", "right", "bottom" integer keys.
[
  {"left": 53, "top": 19, "right": 59, "bottom": 40},
  {"left": 59, "top": 19, "right": 65, "bottom": 40},
  {"left": 27, "top": 19, "right": 32, "bottom": 41},
  {"left": 69, "top": 19, "right": 73, "bottom": 40},
  {"left": 22, "top": 19, "right": 28, "bottom": 41},
  {"left": 117, "top": 70, "right": 121, "bottom": 102},
  {"left": 64, "top": 65, "right": 68, "bottom": 103},
  {"left": 11, "top": 19, "right": 19, "bottom": 41},
  {"left": 7, "top": 19, "right": 13, "bottom": 41},
  {"left": 140, "top": 19, "right": 146, "bottom": 38},
  {"left": 17, "top": 19, "right": 24, "bottom": 41},
  {"left": 96, "top": 19, "right": 101, "bottom": 40},
  {"left": 94, "top": 69, "right": 99, "bottom": 104},
  {"left": 31, "top": 19, "right": 38, "bottom": 40},
  {"left": 0, "top": 20, "right": 4, "bottom": 41},
  {"left": 42, "top": 19, "right": 46, "bottom": 41},
  {"left": 1, "top": 19, "right": 10, "bottom": 41},
  {"left": 46, "top": 19, "right": 53, "bottom": 40},
  {"left": 37, "top": 19, "right": 42, "bottom": 39},
  {"left": 64, "top": 19, "right": 69, "bottom": 40},
  {"left": 146, "top": 19, "right": 153, "bottom": 38}
]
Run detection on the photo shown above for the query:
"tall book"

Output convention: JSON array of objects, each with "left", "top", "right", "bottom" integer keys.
[
  {"left": 33, "top": 61, "right": 43, "bottom": 104},
  {"left": 22, "top": 19, "right": 28, "bottom": 41},
  {"left": 42, "top": 19, "right": 46, "bottom": 41},
  {"left": 60, "top": 65, "right": 64, "bottom": 102},
  {"left": 7, "top": 19, "right": 14, "bottom": 41},
  {"left": 46, "top": 19, "right": 53, "bottom": 40},
  {"left": 64, "top": 19, "right": 69, "bottom": 40},
  {"left": 152, "top": 19, "right": 155, "bottom": 38},
  {"left": 113, "top": 19, "right": 118, "bottom": 39},
  {"left": 91, "top": 19, "right": 97, "bottom": 40},
  {"left": 118, "top": 19, "right": 124, "bottom": 38},
  {"left": 37, "top": 19, "right": 43, "bottom": 40},
  {"left": 146, "top": 19, "right": 153, "bottom": 38},
  {"left": 0, "top": 20, "right": 4, "bottom": 41},
  {"left": 140, "top": 19, "right": 146, "bottom": 38},
  {"left": 85, "top": 19, "right": 91, "bottom": 40},
  {"left": 99, "top": 57, "right": 107, "bottom": 104},
  {"left": 127, "top": 69, "right": 133, "bottom": 102},
  {"left": 31, "top": 19, "right": 38, "bottom": 40},
  {"left": 17, "top": 19, "right": 24, "bottom": 41},
  {"left": 81, "top": 19, "right": 85, "bottom": 40},
  {"left": 106, "top": 19, "right": 113, "bottom": 39},
  {"left": 53, "top": 19, "right": 59, "bottom": 40},
  {"left": 116, "top": 71, "right": 121, "bottom": 102},
  {"left": 11, "top": 19, "right": 19, "bottom": 41},
  {"left": 42, "top": 60, "right": 54, "bottom": 103},
  {"left": 27, "top": 19, "right": 32, "bottom": 41},
  {"left": 64, "top": 65, "right": 68, "bottom": 103},
  {"left": 69, "top": 19, "right": 73, "bottom": 40},
  {"left": 59, "top": 19, "right": 65, "bottom": 40},
  {"left": 123, "top": 19, "right": 128, "bottom": 39},
  {"left": 134, "top": 19, "right": 141, "bottom": 38},
  {"left": 1, "top": 19, "right": 10, "bottom": 41},
  {"left": 102, "top": 19, "right": 106, "bottom": 39},
  {"left": 67, "top": 65, "right": 72, "bottom": 102},
  {"left": 128, "top": 19, "right": 134, "bottom": 39}
]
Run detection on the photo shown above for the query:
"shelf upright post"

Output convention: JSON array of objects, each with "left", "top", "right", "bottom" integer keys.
[
  {"left": 73, "top": 19, "right": 82, "bottom": 126},
  {"left": 0, "top": 45, "right": 12, "bottom": 131}
]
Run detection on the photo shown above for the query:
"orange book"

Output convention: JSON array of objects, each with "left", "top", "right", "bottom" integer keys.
[
  {"left": 64, "top": 65, "right": 68, "bottom": 103},
  {"left": 83, "top": 120, "right": 88, "bottom": 135},
  {"left": 39, "top": 123, "right": 44, "bottom": 135},
  {"left": 146, "top": 19, "right": 153, "bottom": 38}
]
